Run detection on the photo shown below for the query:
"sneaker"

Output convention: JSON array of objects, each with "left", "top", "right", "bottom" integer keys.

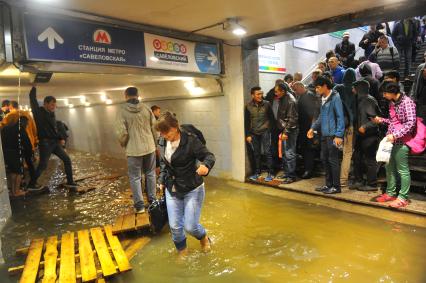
[
  {"left": 64, "top": 182, "right": 79, "bottom": 189},
  {"left": 349, "top": 181, "right": 364, "bottom": 190},
  {"left": 282, "top": 177, "right": 296, "bottom": 184},
  {"left": 26, "top": 184, "right": 42, "bottom": 191},
  {"left": 315, "top": 185, "right": 329, "bottom": 192},
  {"left": 136, "top": 207, "right": 146, "bottom": 214},
  {"left": 248, "top": 174, "right": 260, "bottom": 181},
  {"left": 374, "top": 193, "right": 397, "bottom": 203},
  {"left": 264, "top": 174, "right": 274, "bottom": 182},
  {"left": 323, "top": 187, "right": 341, "bottom": 194}
]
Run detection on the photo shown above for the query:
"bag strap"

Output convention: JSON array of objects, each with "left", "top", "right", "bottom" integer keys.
[{"left": 389, "top": 46, "right": 396, "bottom": 69}]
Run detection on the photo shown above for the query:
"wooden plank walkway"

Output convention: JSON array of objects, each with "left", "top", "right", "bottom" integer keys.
[
  {"left": 112, "top": 212, "right": 150, "bottom": 235},
  {"left": 9, "top": 226, "right": 132, "bottom": 283}
]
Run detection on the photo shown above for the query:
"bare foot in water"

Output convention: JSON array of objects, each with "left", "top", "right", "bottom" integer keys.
[
  {"left": 177, "top": 248, "right": 189, "bottom": 261},
  {"left": 200, "top": 235, "right": 211, "bottom": 253}
]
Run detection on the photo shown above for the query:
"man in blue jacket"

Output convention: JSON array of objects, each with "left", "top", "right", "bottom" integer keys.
[{"left": 307, "top": 76, "right": 345, "bottom": 194}]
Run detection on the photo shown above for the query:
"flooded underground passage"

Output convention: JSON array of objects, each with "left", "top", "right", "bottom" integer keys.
[{"left": 0, "top": 0, "right": 426, "bottom": 282}]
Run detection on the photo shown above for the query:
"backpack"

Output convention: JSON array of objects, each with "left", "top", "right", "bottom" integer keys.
[{"left": 180, "top": 124, "right": 206, "bottom": 145}]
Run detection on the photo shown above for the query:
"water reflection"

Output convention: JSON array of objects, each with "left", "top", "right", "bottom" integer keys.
[{"left": 0, "top": 152, "right": 425, "bottom": 282}]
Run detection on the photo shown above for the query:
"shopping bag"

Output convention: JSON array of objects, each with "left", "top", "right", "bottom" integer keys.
[{"left": 376, "top": 137, "right": 393, "bottom": 163}]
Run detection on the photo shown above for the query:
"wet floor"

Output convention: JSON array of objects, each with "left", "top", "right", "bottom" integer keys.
[{"left": 1, "top": 152, "right": 426, "bottom": 282}]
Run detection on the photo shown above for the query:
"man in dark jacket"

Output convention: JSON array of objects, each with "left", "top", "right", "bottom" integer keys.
[
  {"left": 245, "top": 86, "right": 274, "bottom": 182},
  {"left": 392, "top": 18, "right": 419, "bottom": 78},
  {"left": 410, "top": 52, "right": 426, "bottom": 121},
  {"left": 28, "top": 86, "right": 77, "bottom": 190},
  {"left": 293, "top": 82, "right": 321, "bottom": 179},
  {"left": 308, "top": 76, "right": 345, "bottom": 194},
  {"left": 359, "top": 24, "right": 383, "bottom": 58},
  {"left": 351, "top": 80, "right": 382, "bottom": 191},
  {"left": 359, "top": 63, "right": 380, "bottom": 102},
  {"left": 275, "top": 83, "right": 298, "bottom": 184},
  {"left": 335, "top": 32, "right": 356, "bottom": 68}
]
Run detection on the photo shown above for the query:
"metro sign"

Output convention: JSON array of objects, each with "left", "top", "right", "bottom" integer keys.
[{"left": 93, "top": 29, "right": 111, "bottom": 44}]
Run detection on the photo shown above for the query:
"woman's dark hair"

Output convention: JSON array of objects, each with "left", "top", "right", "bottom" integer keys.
[
  {"left": 383, "top": 82, "right": 400, "bottom": 94},
  {"left": 314, "top": 75, "right": 333, "bottom": 89},
  {"left": 155, "top": 111, "right": 179, "bottom": 133}
]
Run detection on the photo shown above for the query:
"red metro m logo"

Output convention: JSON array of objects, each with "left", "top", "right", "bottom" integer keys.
[{"left": 93, "top": 29, "right": 111, "bottom": 44}]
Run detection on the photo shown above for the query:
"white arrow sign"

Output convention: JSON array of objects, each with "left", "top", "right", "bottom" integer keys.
[
  {"left": 207, "top": 51, "right": 218, "bottom": 66},
  {"left": 38, "top": 27, "right": 64, "bottom": 50}
]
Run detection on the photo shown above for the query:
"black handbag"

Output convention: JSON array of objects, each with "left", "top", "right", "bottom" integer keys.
[{"left": 148, "top": 195, "right": 168, "bottom": 234}]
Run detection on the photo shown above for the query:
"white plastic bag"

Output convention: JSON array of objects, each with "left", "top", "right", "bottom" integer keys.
[{"left": 376, "top": 137, "right": 393, "bottom": 163}]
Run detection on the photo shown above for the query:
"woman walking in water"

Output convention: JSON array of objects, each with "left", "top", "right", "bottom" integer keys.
[{"left": 156, "top": 112, "right": 215, "bottom": 257}]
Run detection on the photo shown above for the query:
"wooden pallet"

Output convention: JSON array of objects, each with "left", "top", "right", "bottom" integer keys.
[
  {"left": 9, "top": 225, "right": 131, "bottom": 283},
  {"left": 112, "top": 213, "right": 150, "bottom": 235}
]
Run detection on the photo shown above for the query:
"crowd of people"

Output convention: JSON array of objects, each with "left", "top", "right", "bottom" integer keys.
[{"left": 245, "top": 18, "right": 426, "bottom": 208}]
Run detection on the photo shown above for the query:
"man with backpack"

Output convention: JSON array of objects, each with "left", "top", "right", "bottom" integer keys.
[
  {"left": 115, "top": 87, "right": 158, "bottom": 213},
  {"left": 371, "top": 35, "right": 400, "bottom": 74}
]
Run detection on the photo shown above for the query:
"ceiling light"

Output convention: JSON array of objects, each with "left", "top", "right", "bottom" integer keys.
[
  {"left": 225, "top": 18, "right": 247, "bottom": 37},
  {"left": 232, "top": 27, "right": 247, "bottom": 36},
  {"left": 189, "top": 87, "right": 205, "bottom": 96},
  {"left": 190, "top": 17, "right": 247, "bottom": 37},
  {"left": 105, "top": 99, "right": 113, "bottom": 105}
]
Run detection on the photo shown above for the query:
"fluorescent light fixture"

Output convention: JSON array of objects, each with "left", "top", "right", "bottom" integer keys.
[
  {"left": 184, "top": 80, "right": 195, "bottom": 90},
  {"left": 189, "top": 87, "right": 205, "bottom": 96},
  {"left": 105, "top": 99, "right": 113, "bottom": 105},
  {"left": 80, "top": 96, "right": 86, "bottom": 103},
  {"left": 150, "top": 56, "right": 159, "bottom": 62},
  {"left": 226, "top": 17, "right": 247, "bottom": 37},
  {"left": 232, "top": 27, "right": 247, "bottom": 36}
]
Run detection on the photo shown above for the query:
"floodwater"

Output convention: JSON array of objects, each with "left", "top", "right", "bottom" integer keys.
[{"left": 1, "top": 152, "right": 426, "bottom": 282}]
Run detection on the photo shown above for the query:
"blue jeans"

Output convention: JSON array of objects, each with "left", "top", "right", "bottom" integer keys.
[
  {"left": 248, "top": 130, "right": 273, "bottom": 174},
  {"left": 281, "top": 128, "right": 298, "bottom": 178},
  {"left": 127, "top": 152, "right": 156, "bottom": 210},
  {"left": 166, "top": 184, "right": 206, "bottom": 251}
]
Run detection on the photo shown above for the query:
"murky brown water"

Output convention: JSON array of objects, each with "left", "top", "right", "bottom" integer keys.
[{"left": 1, "top": 152, "right": 425, "bottom": 282}]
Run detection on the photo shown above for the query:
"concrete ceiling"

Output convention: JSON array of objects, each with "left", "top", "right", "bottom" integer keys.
[
  {"left": 0, "top": 65, "right": 222, "bottom": 106},
  {"left": 22, "top": 0, "right": 408, "bottom": 41}
]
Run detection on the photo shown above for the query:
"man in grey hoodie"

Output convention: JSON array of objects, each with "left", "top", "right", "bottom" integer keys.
[{"left": 115, "top": 87, "right": 158, "bottom": 213}]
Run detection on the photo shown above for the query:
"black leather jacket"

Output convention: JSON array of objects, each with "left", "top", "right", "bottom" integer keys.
[{"left": 158, "top": 131, "right": 215, "bottom": 196}]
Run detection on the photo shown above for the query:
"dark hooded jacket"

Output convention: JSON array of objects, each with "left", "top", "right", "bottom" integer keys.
[
  {"left": 359, "top": 64, "right": 380, "bottom": 102},
  {"left": 353, "top": 80, "right": 382, "bottom": 138},
  {"left": 334, "top": 68, "right": 357, "bottom": 124}
]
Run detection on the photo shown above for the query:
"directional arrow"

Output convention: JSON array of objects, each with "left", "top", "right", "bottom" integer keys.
[
  {"left": 37, "top": 27, "right": 64, "bottom": 50},
  {"left": 207, "top": 51, "right": 218, "bottom": 66}
]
